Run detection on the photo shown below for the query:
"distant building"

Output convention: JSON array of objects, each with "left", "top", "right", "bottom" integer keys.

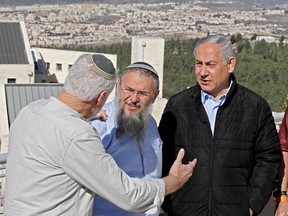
[
  {"left": 0, "top": 21, "right": 35, "bottom": 156},
  {"left": 32, "top": 48, "right": 117, "bottom": 84},
  {"left": 256, "top": 35, "right": 276, "bottom": 43}
]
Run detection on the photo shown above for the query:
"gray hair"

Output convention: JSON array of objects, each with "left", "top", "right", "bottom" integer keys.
[
  {"left": 193, "top": 34, "right": 233, "bottom": 64},
  {"left": 119, "top": 68, "right": 159, "bottom": 94},
  {"left": 64, "top": 54, "right": 116, "bottom": 101}
]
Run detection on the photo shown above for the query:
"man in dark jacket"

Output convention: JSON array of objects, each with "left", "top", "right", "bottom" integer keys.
[{"left": 159, "top": 34, "right": 281, "bottom": 216}]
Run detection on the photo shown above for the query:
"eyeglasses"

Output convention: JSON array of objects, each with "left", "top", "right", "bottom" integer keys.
[{"left": 120, "top": 86, "right": 153, "bottom": 100}]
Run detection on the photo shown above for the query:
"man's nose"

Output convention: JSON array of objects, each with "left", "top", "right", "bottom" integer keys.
[
  {"left": 130, "top": 91, "right": 140, "bottom": 102},
  {"left": 200, "top": 65, "right": 208, "bottom": 76}
]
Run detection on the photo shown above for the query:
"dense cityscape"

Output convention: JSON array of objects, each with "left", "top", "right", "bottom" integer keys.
[{"left": 0, "top": 1, "right": 287, "bottom": 47}]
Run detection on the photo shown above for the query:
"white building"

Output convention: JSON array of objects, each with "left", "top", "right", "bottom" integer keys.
[{"left": 256, "top": 35, "right": 276, "bottom": 43}]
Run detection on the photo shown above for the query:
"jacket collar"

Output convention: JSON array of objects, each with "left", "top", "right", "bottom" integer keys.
[
  {"left": 222, "top": 73, "right": 238, "bottom": 108},
  {"left": 191, "top": 73, "right": 238, "bottom": 100},
  {"left": 191, "top": 73, "right": 238, "bottom": 122}
]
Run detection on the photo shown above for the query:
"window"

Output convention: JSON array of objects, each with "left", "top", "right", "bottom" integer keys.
[
  {"left": 46, "top": 62, "right": 50, "bottom": 70},
  {"left": 68, "top": 64, "right": 73, "bottom": 70},
  {"left": 56, "top": 63, "right": 62, "bottom": 71},
  {"left": 7, "top": 78, "right": 16, "bottom": 83}
]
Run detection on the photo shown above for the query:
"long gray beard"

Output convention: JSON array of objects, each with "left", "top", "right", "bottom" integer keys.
[{"left": 116, "top": 102, "right": 151, "bottom": 142}]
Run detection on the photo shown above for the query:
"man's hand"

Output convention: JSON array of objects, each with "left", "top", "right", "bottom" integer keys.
[
  {"left": 96, "top": 109, "right": 108, "bottom": 120},
  {"left": 162, "top": 149, "right": 197, "bottom": 195},
  {"left": 275, "top": 202, "right": 288, "bottom": 216}
]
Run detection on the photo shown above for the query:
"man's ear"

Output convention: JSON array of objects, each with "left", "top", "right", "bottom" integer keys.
[
  {"left": 95, "top": 91, "right": 107, "bottom": 107},
  {"left": 151, "top": 90, "right": 160, "bottom": 104},
  {"left": 227, "top": 56, "right": 237, "bottom": 73}
]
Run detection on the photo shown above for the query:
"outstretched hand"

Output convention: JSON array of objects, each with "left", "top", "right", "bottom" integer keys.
[
  {"left": 163, "top": 148, "right": 197, "bottom": 195},
  {"left": 96, "top": 109, "right": 108, "bottom": 120}
]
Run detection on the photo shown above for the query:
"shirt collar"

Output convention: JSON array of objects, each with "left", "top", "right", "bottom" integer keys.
[{"left": 201, "top": 80, "right": 233, "bottom": 104}]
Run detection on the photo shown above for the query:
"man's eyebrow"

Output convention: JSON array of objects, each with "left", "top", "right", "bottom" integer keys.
[{"left": 196, "top": 60, "right": 217, "bottom": 64}]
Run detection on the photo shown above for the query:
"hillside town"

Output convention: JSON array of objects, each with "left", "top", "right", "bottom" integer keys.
[{"left": 0, "top": 2, "right": 288, "bottom": 47}]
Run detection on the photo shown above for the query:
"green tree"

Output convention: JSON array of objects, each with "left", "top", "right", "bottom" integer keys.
[
  {"left": 250, "top": 34, "right": 257, "bottom": 41},
  {"left": 254, "top": 39, "right": 272, "bottom": 59},
  {"left": 280, "top": 35, "right": 285, "bottom": 44},
  {"left": 230, "top": 34, "right": 237, "bottom": 44},
  {"left": 236, "top": 39, "right": 251, "bottom": 53}
]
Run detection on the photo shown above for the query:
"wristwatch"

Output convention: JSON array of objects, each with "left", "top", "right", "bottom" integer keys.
[{"left": 273, "top": 190, "right": 287, "bottom": 203}]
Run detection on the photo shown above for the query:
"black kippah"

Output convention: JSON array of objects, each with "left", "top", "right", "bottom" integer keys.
[{"left": 87, "top": 54, "right": 116, "bottom": 80}]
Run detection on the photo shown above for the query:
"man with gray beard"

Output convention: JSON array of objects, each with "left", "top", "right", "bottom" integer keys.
[
  {"left": 115, "top": 93, "right": 151, "bottom": 142},
  {"left": 91, "top": 62, "right": 162, "bottom": 216}
]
